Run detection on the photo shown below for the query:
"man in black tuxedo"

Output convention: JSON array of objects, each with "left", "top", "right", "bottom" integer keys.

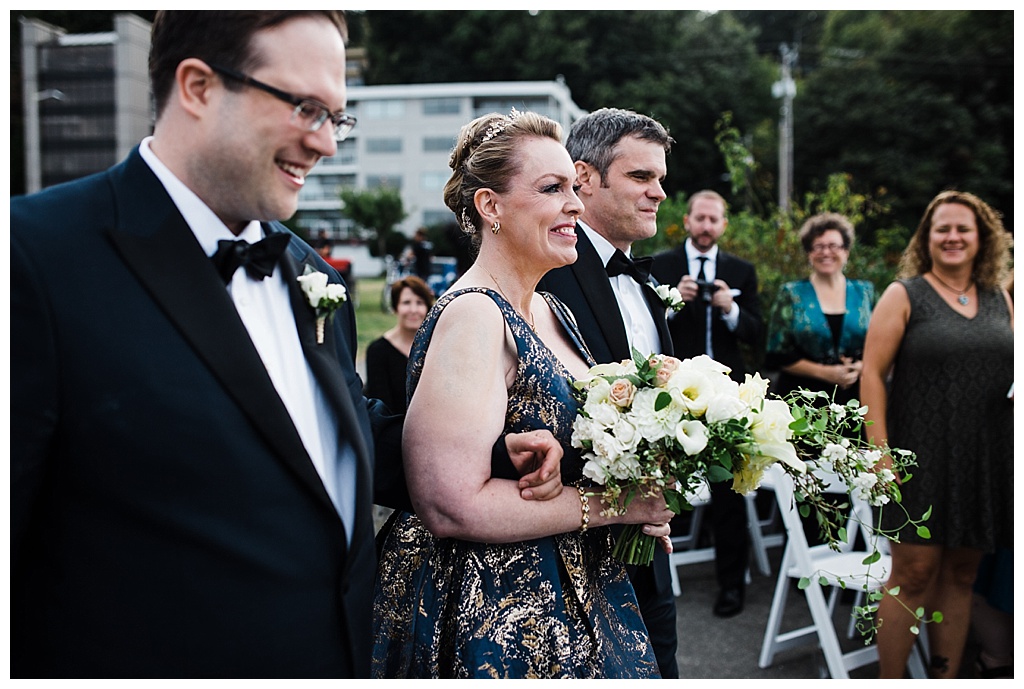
[
  {"left": 538, "top": 108, "right": 679, "bottom": 678},
  {"left": 10, "top": 11, "right": 559, "bottom": 678},
  {"left": 650, "top": 190, "right": 764, "bottom": 619}
]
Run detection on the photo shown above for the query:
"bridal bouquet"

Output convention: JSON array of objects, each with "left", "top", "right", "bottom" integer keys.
[{"left": 571, "top": 350, "right": 923, "bottom": 566}]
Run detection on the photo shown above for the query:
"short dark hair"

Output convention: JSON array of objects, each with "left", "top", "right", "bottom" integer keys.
[
  {"left": 148, "top": 11, "right": 347, "bottom": 119},
  {"left": 390, "top": 275, "right": 435, "bottom": 311},
  {"left": 565, "top": 108, "right": 673, "bottom": 181},
  {"left": 798, "top": 213, "right": 855, "bottom": 253}
]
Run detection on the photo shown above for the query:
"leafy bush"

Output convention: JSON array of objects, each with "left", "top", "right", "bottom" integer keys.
[{"left": 635, "top": 115, "right": 913, "bottom": 375}]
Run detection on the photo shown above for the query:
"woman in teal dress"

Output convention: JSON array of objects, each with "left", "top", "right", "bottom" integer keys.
[
  {"left": 372, "top": 111, "right": 674, "bottom": 678},
  {"left": 765, "top": 213, "right": 874, "bottom": 405}
]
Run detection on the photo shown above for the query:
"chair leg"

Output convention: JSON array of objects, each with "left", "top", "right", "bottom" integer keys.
[
  {"left": 746, "top": 493, "right": 772, "bottom": 577},
  {"left": 758, "top": 545, "right": 793, "bottom": 668},
  {"left": 669, "top": 553, "right": 682, "bottom": 597},
  {"left": 804, "top": 582, "right": 852, "bottom": 679},
  {"left": 906, "top": 621, "right": 931, "bottom": 678}
]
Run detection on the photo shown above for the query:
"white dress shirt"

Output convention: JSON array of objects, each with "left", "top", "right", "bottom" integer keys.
[
  {"left": 583, "top": 222, "right": 661, "bottom": 356},
  {"left": 139, "top": 138, "right": 356, "bottom": 542},
  {"left": 684, "top": 238, "right": 740, "bottom": 359}
]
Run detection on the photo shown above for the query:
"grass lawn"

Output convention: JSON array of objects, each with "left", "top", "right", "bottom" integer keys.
[{"left": 353, "top": 276, "right": 393, "bottom": 361}]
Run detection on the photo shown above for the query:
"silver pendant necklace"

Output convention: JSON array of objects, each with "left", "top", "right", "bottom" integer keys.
[{"left": 931, "top": 272, "right": 972, "bottom": 306}]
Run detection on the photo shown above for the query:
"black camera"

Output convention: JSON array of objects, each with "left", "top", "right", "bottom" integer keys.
[{"left": 695, "top": 280, "right": 719, "bottom": 302}]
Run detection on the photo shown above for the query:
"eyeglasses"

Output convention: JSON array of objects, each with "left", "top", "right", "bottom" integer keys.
[
  {"left": 810, "top": 242, "right": 847, "bottom": 254},
  {"left": 209, "top": 63, "right": 356, "bottom": 142}
]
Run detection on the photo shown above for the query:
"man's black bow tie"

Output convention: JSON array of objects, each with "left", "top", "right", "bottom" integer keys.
[
  {"left": 605, "top": 249, "right": 653, "bottom": 284},
  {"left": 210, "top": 233, "right": 291, "bottom": 284}
]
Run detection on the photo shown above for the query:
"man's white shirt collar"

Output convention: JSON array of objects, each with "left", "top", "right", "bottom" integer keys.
[
  {"left": 581, "top": 221, "right": 633, "bottom": 266},
  {"left": 685, "top": 237, "right": 719, "bottom": 263},
  {"left": 139, "top": 137, "right": 263, "bottom": 253}
]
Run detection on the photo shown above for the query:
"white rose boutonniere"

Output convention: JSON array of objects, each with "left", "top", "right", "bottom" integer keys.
[
  {"left": 297, "top": 265, "right": 347, "bottom": 344},
  {"left": 654, "top": 284, "right": 684, "bottom": 312}
]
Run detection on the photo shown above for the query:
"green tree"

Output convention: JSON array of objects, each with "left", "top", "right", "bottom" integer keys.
[
  {"left": 338, "top": 186, "right": 407, "bottom": 258},
  {"left": 358, "top": 10, "right": 778, "bottom": 201},
  {"left": 792, "top": 10, "right": 1013, "bottom": 231}
]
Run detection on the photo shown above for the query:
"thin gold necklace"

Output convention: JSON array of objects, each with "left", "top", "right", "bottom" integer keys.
[
  {"left": 486, "top": 270, "right": 536, "bottom": 333},
  {"left": 930, "top": 272, "right": 973, "bottom": 306}
]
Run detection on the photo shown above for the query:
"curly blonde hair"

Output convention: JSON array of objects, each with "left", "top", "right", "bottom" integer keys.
[
  {"left": 897, "top": 190, "right": 1012, "bottom": 291},
  {"left": 443, "top": 110, "right": 563, "bottom": 249}
]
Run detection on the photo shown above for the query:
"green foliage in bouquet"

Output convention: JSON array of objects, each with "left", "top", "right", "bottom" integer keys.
[{"left": 571, "top": 349, "right": 937, "bottom": 637}]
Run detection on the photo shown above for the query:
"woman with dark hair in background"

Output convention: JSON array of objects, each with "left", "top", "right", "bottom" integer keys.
[
  {"left": 363, "top": 275, "right": 434, "bottom": 414},
  {"left": 765, "top": 212, "right": 874, "bottom": 405}
]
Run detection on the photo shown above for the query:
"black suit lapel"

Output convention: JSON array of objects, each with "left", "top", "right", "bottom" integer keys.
[
  {"left": 106, "top": 165, "right": 337, "bottom": 517},
  {"left": 570, "top": 228, "right": 632, "bottom": 360},
  {"left": 279, "top": 246, "right": 374, "bottom": 502}
]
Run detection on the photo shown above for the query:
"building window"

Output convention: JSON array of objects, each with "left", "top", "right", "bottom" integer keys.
[
  {"left": 421, "top": 171, "right": 448, "bottom": 191},
  {"left": 363, "top": 100, "right": 405, "bottom": 119},
  {"left": 295, "top": 210, "right": 356, "bottom": 239},
  {"left": 423, "top": 136, "right": 455, "bottom": 152},
  {"left": 423, "top": 209, "right": 455, "bottom": 227},
  {"left": 365, "top": 175, "right": 402, "bottom": 190},
  {"left": 365, "top": 138, "right": 402, "bottom": 154},
  {"left": 301, "top": 173, "right": 356, "bottom": 202},
  {"left": 322, "top": 139, "right": 357, "bottom": 166},
  {"left": 422, "top": 98, "right": 461, "bottom": 115}
]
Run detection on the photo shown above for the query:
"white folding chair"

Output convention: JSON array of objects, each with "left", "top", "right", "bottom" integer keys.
[
  {"left": 668, "top": 483, "right": 715, "bottom": 597},
  {"left": 748, "top": 474, "right": 786, "bottom": 577},
  {"left": 668, "top": 481, "right": 786, "bottom": 597},
  {"left": 758, "top": 464, "right": 892, "bottom": 678}
]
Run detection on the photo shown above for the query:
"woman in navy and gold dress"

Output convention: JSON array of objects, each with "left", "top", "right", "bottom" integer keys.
[{"left": 372, "top": 111, "right": 673, "bottom": 679}]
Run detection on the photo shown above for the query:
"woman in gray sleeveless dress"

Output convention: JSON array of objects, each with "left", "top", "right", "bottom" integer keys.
[{"left": 861, "top": 190, "right": 1013, "bottom": 679}]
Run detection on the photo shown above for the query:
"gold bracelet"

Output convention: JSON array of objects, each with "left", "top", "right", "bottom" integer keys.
[{"left": 577, "top": 486, "right": 590, "bottom": 532}]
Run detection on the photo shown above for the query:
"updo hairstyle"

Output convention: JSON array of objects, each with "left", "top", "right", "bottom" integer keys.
[{"left": 443, "top": 110, "right": 563, "bottom": 247}]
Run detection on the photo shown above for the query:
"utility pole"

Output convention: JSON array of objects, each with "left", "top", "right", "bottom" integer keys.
[{"left": 772, "top": 43, "right": 798, "bottom": 213}]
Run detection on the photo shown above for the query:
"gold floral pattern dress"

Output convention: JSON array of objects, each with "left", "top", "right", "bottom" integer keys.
[{"left": 371, "top": 287, "right": 660, "bottom": 679}]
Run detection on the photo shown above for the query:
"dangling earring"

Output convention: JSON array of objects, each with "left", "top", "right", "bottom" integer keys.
[{"left": 491, "top": 220, "right": 501, "bottom": 235}]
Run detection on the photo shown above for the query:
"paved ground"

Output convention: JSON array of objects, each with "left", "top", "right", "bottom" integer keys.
[
  {"left": 374, "top": 505, "right": 983, "bottom": 679},
  {"left": 669, "top": 539, "right": 982, "bottom": 679}
]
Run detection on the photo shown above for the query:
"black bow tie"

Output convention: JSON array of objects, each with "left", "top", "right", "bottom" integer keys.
[
  {"left": 606, "top": 249, "right": 653, "bottom": 284},
  {"left": 210, "top": 233, "right": 291, "bottom": 284}
]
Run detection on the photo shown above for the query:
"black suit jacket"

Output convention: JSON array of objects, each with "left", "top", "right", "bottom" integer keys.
[
  {"left": 650, "top": 244, "right": 763, "bottom": 382},
  {"left": 10, "top": 148, "right": 392, "bottom": 678},
  {"left": 536, "top": 226, "right": 675, "bottom": 590},
  {"left": 538, "top": 228, "right": 673, "bottom": 365}
]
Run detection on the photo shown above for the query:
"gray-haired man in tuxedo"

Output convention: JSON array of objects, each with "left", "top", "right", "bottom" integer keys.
[{"left": 538, "top": 107, "right": 679, "bottom": 678}]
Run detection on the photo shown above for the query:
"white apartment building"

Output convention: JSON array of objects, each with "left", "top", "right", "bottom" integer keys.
[{"left": 294, "top": 79, "right": 586, "bottom": 240}]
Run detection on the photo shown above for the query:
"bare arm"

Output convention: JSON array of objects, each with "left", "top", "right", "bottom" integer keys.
[
  {"left": 404, "top": 294, "right": 672, "bottom": 542},
  {"left": 859, "top": 282, "right": 910, "bottom": 469}
]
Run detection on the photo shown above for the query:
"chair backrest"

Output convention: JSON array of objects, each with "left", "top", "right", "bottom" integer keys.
[{"left": 766, "top": 464, "right": 872, "bottom": 576}]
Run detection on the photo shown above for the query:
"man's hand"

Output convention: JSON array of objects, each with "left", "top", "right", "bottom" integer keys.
[
  {"left": 504, "top": 430, "right": 563, "bottom": 501},
  {"left": 676, "top": 275, "right": 699, "bottom": 302},
  {"left": 709, "top": 278, "right": 735, "bottom": 313}
]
